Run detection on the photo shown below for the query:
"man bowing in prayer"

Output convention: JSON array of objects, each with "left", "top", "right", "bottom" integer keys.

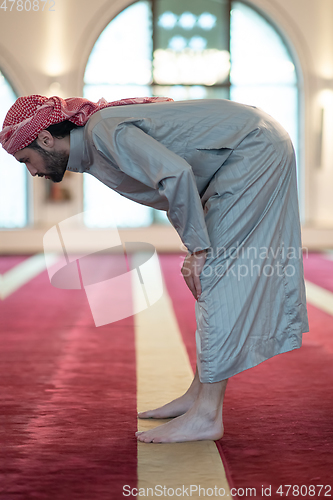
[{"left": 0, "top": 95, "right": 309, "bottom": 443}]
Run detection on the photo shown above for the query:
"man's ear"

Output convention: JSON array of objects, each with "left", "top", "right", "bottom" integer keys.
[{"left": 36, "top": 130, "right": 55, "bottom": 150}]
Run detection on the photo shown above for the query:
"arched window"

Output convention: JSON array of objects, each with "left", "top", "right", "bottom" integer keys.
[
  {"left": 230, "top": 2, "right": 298, "bottom": 153},
  {"left": 83, "top": 0, "right": 299, "bottom": 228},
  {"left": 0, "top": 71, "right": 28, "bottom": 228}
]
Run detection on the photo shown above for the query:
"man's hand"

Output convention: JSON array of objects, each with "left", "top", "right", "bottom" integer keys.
[{"left": 181, "top": 249, "right": 207, "bottom": 300}]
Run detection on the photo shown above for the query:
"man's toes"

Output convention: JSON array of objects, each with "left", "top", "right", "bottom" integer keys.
[
  {"left": 136, "top": 432, "right": 152, "bottom": 442},
  {"left": 139, "top": 434, "right": 153, "bottom": 443},
  {"left": 138, "top": 410, "right": 153, "bottom": 418},
  {"left": 137, "top": 430, "right": 162, "bottom": 443},
  {"left": 152, "top": 436, "right": 165, "bottom": 443}
]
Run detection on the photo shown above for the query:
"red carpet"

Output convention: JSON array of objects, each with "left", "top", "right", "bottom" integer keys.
[
  {"left": 1, "top": 255, "right": 137, "bottom": 500},
  {"left": 2, "top": 252, "right": 333, "bottom": 499},
  {"left": 303, "top": 252, "right": 333, "bottom": 292},
  {"left": 160, "top": 253, "right": 333, "bottom": 500},
  {"left": 0, "top": 255, "right": 30, "bottom": 273}
]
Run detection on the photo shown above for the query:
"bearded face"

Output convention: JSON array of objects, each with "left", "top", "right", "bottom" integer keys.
[
  {"left": 34, "top": 148, "right": 70, "bottom": 183},
  {"left": 14, "top": 145, "right": 70, "bottom": 183}
]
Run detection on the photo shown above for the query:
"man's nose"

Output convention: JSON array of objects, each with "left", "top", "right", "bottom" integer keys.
[{"left": 27, "top": 165, "right": 38, "bottom": 176}]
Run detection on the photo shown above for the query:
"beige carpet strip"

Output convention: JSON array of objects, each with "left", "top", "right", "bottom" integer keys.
[
  {"left": 0, "top": 253, "right": 58, "bottom": 300},
  {"left": 323, "top": 250, "right": 333, "bottom": 261},
  {"left": 305, "top": 279, "right": 333, "bottom": 317},
  {"left": 132, "top": 253, "right": 231, "bottom": 498}
]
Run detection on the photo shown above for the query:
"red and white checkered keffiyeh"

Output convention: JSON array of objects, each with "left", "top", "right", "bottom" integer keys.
[{"left": 0, "top": 95, "right": 173, "bottom": 155}]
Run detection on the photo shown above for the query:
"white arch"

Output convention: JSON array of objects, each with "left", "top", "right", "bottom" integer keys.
[
  {"left": 0, "top": 42, "right": 35, "bottom": 97},
  {"left": 71, "top": 0, "right": 137, "bottom": 95}
]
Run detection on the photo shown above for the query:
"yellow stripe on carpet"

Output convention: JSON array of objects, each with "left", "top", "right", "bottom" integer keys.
[
  {"left": 323, "top": 250, "right": 333, "bottom": 261},
  {"left": 132, "top": 253, "right": 231, "bottom": 498},
  {"left": 0, "top": 253, "right": 59, "bottom": 300},
  {"left": 305, "top": 279, "right": 333, "bottom": 316}
]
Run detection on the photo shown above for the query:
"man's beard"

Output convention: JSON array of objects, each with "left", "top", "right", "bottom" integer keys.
[{"left": 37, "top": 149, "right": 69, "bottom": 183}]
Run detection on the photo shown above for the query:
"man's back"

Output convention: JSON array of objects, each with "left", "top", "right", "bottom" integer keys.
[{"left": 84, "top": 98, "right": 288, "bottom": 154}]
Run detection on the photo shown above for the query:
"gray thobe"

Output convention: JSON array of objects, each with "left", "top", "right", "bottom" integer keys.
[{"left": 66, "top": 99, "right": 309, "bottom": 383}]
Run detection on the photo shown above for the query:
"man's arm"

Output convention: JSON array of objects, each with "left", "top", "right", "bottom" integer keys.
[{"left": 91, "top": 118, "right": 211, "bottom": 254}]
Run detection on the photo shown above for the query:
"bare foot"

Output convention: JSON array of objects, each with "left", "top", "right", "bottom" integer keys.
[
  {"left": 136, "top": 378, "right": 228, "bottom": 443},
  {"left": 136, "top": 404, "right": 224, "bottom": 443},
  {"left": 138, "top": 368, "right": 201, "bottom": 419},
  {"left": 138, "top": 392, "right": 198, "bottom": 419}
]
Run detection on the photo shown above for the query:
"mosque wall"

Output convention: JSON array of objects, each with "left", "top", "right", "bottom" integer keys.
[{"left": 0, "top": 0, "right": 333, "bottom": 251}]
